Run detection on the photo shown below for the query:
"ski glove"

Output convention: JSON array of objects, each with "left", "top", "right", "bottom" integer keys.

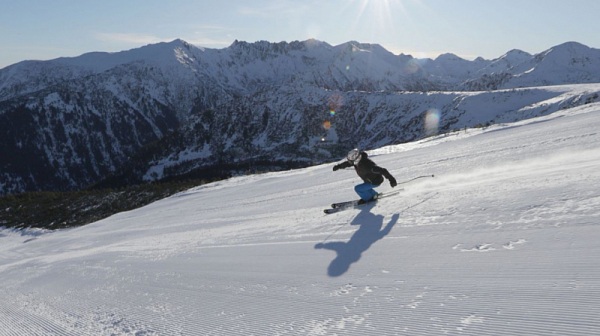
[
  {"left": 333, "top": 164, "right": 341, "bottom": 171},
  {"left": 389, "top": 177, "right": 397, "bottom": 188}
]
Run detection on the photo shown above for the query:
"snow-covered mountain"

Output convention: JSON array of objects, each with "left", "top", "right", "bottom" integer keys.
[
  {"left": 125, "top": 84, "right": 600, "bottom": 185},
  {"left": 461, "top": 42, "right": 600, "bottom": 90},
  {"left": 1, "top": 39, "right": 600, "bottom": 194},
  {"left": 1, "top": 101, "right": 599, "bottom": 335}
]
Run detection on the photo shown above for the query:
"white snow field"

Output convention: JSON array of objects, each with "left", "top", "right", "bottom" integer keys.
[{"left": 1, "top": 102, "right": 600, "bottom": 335}]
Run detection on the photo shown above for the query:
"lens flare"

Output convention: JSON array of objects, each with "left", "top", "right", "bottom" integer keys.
[
  {"left": 327, "top": 94, "right": 344, "bottom": 110},
  {"left": 330, "top": 110, "right": 336, "bottom": 116},
  {"left": 323, "top": 120, "right": 331, "bottom": 130},
  {"left": 424, "top": 109, "right": 441, "bottom": 136},
  {"left": 346, "top": 65, "right": 350, "bottom": 71},
  {"left": 404, "top": 59, "right": 420, "bottom": 74}
]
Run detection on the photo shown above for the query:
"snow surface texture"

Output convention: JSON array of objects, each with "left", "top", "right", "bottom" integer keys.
[{"left": 1, "top": 103, "right": 600, "bottom": 335}]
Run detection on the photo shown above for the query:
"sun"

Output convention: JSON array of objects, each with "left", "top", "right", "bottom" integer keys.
[
  {"left": 348, "top": 0, "right": 417, "bottom": 36},
  {"left": 356, "top": 0, "right": 394, "bottom": 21}
]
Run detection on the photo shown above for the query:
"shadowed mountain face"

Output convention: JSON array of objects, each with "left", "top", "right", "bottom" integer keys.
[{"left": 2, "top": 39, "right": 600, "bottom": 194}]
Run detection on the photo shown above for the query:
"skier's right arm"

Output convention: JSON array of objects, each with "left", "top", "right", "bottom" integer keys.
[
  {"left": 372, "top": 166, "right": 397, "bottom": 187},
  {"left": 333, "top": 161, "right": 352, "bottom": 171}
]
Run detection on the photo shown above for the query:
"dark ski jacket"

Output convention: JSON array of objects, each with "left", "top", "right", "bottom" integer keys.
[{"left": 333, "top": 152, "right": 396, "bottom": 186}]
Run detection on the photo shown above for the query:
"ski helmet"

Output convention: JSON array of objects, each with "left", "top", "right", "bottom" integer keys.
[{"left": 347, "top": 148, "right": 362, "bottom": 164}]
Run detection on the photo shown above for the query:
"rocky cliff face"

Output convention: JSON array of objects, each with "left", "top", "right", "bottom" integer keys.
[{"left": 2, "top": 39, "right": 600, "bottom": 194}]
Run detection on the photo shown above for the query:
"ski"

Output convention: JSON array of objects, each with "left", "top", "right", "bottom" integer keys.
[
  {"left": 324, "top": 202, "right": 366, "bottom": 214},
  {"left": 331, "top": 189, "right": 403, "bottom": 208},
  {"left": 325, "top": 189, "right": 403, "bottom": 214},
  {"left": 324, "top": 175, "right": 434, "bottom": 214}
]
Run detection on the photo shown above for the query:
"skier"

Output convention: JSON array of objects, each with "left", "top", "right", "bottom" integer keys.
[{"left": 333, "top": 148, "right": 397, "bottom": 205}]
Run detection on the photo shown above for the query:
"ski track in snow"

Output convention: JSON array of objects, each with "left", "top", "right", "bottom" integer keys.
[{"left": 1, "top": 103, "right": 600, "bottom": 335}]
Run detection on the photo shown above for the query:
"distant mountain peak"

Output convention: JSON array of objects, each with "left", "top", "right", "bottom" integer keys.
[
  {"left": 170, "top": 38, "right": 187, "bottom": 44},
  {"left": 435, "top": 53, "right": 465, "bottom": 61},
  {"left": 335, "top": 41, "right": 385, "bottom": 52},
  {"left": 228, "top": 39, "right": 321, "bottom": 54},
  {"left": 301, "top": 38, "right": 326, "bottom": 46},
  {"left": 490, "top": 49, "right": 532, "bottom": 65},
  {"left": 534, "top": 41, "right": 597, "bottom": 65},
  {"left": 554, "top": 41, "right": 590, "bottom": 50},
  {"left": 504, "top": 49, "right": 531, "bottom": 56}
]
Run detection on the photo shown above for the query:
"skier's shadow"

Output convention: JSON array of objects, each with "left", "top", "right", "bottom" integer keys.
[{"left": 315, "top": 204, "right": 400, "bottom": 277}]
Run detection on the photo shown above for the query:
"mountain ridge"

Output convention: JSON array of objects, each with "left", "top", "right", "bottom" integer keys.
[{"left": 1, "top": 39, "right": 600, "bottom": 195}]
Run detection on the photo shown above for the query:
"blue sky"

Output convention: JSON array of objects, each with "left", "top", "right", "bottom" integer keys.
[{"left": 2, "top": 0, "right": 600, "bottom": 68}]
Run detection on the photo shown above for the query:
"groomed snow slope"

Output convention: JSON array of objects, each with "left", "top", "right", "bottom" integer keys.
[{"left": 1, "top": 103, "right": 600, "bottom": 335}]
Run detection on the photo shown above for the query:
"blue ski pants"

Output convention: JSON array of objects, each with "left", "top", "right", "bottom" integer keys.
[{"left": 354, "top": 182, "right": 380, "bottom": 201}]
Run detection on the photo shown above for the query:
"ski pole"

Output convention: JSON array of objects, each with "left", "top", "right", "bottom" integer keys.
[{"left": 397, "top": 174, "right": 434, "bottom": 185}]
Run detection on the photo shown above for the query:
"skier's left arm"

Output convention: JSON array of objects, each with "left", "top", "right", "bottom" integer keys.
[
  {"left": 372, "top": 166, "right": 397, "bottom": 187},
  {"left": 333, "top": 160, "right": 353, "bottom": 171}
]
